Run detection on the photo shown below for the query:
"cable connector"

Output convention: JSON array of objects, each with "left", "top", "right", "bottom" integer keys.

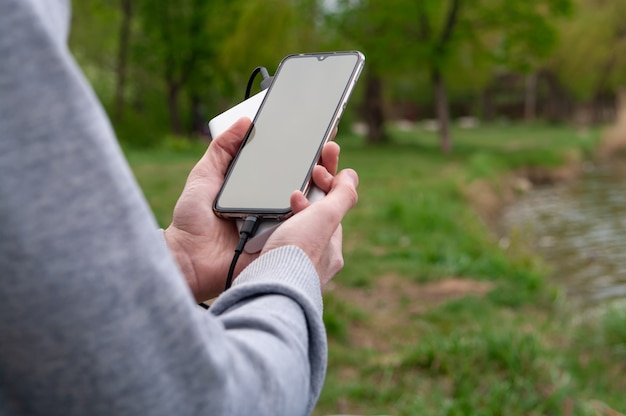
[
  {"left": 224, "top": 216, "right": 260, "bottom": 291},
  {"left": 244, "top": 66, "right": 274, "bottom": 99},
  {"left": 235, "top": 216, "right": 260, "bottom": 253}
]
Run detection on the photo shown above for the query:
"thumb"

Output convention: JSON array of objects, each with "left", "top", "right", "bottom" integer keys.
[
  {"left": 264, "top": 168, "right": 358, "bottom": 256},
  {"left": 315, "top": 169, "right": 359, "bottom": 226},
  {"left": 198, "top": 117, "right": 252, "bottom": 178}
]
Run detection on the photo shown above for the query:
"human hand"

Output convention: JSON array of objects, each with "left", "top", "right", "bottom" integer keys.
[
  {"left": 262, "top": 165, "right": 359, "bottom": 290},
  {"left": 164, "top": 117, "right": 349, "bottom": 301},
  {"left": 164, "top": 118, "right": 254, "bottom": 301}
]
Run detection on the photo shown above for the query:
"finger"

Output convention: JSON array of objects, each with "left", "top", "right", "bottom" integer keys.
[
  {"left": 311, "top": 165, "right": 334, "bottom": 193},
  {"left": 317, "top": 169, "right": 359, "bottom": 224},
  {"left": 319, "top": 141, "right": 340, "bottom": 176},
  {"left": 213, "top": 116, "right": 252, "bottom": 155},
  {"left": 290, "top": 190, "right": 310, "bottom": 214},
  {"left": 202, "top": 117, "right": 252, "bottom": 177}
]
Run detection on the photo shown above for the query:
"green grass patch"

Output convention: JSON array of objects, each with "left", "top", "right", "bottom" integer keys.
[{"left": 125, "top": 122, "right": 626, "bottom": 415}]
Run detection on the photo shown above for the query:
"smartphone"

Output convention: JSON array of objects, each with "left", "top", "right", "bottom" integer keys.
[
  {"left": 208, "top": 88, "right": 322, "bottom": 253},
  {"left": 213, "top": 51, "right": 365, "bottom": 220}
]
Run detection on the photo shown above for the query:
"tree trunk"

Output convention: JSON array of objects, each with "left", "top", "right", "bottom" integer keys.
[
  {"left": 167, "top": 82, "right": 183, "bottom": 135},
  {"left": 114, "top": 0, "right": 132, "bottom": 122},
  {"left": 616, "top": 87, "right": 626, "bottom": 124},
  {"left": 189, "top": 94, "right": 206, "bottom": 138},
  {"left": 480, "top": 88, "right": 495, "bottom": 121},
  {"left": 364, "top": 71, "right": 386, "bottom": 144},
  {"left": 543, "top": 70, "right": 571, "bottom": 123},
  {"left": 524, "top": 72, "right": 537, "bottom": 122},
  {"left": 432, "top": 68, "right": 452, "bottom": 153}
]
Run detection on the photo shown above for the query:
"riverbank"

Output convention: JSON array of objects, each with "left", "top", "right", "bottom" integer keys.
[
  {"left": 126, "top": 122, "right": 626, "bottom": 415},
  {"left": 468, "top": 119, "right": 626, "bottom": 229},
  {"left": 317, "top": 122, "right": 626, "bottom": 415},
  {"left": 501, "top": 159, "right": 626, "bottom": 310}
]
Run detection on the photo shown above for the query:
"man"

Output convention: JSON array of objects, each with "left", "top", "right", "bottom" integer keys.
[{"left": 0, "top": 1, "right": 359, "bottom": 415}]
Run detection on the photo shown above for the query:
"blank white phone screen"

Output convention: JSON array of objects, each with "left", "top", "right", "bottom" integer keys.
[{"left": 216, "top": 52, "right": 362, "bottom": 215}]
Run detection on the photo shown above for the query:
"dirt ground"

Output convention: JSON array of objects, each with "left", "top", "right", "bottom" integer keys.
[{"left": 326, "top": 275, "right": 493, "bottom": 352}]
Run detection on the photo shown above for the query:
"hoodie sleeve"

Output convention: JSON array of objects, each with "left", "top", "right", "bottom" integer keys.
[{"left": 0, "top": 1, "right": 326, "bottom": 415}]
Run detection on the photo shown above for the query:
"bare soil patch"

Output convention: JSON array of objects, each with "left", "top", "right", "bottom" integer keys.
[
  {"left": 597, "top": 116, "right": 626, "bottom": 160},
  {"left": 327, "top": 275, "right": 493, "bottom": 352}
]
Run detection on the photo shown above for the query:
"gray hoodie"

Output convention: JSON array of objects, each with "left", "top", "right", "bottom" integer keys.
[{"left": 0, "top": 1, "right": 326, "bottom": 415}]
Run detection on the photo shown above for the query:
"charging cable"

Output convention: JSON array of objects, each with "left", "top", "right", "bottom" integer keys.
[
  {"left": 224, "top": 216, "right": 260, "bottom": 290},
  {"left": 244, "top": 66, "right": 274, "bottom": 99},
  {"left": 198, "top": 216, "right": 259, "bottom": 309}
]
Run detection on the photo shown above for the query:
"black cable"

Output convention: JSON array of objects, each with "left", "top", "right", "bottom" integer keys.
[
  {"left": 224, "top": 216, "right": 260, "bottom": 291},
  {"left": 197, "top": 216, "right": 260, "bottom": 310},
  {"left": 244, "top": 66, "right": 273, "bottom": 99}
]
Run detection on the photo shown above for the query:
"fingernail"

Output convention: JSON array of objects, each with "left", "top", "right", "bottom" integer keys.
[{"left": 345, "top": 169, "right": 358, "bottom": 186}]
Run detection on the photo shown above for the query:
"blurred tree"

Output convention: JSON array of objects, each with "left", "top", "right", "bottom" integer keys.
[
  {"left": 481, "top": 1, "right": 572, "bottom": 122},
  {"left": 72, "top": 0, "right": 333, "bottom": 140},
  {"left": 114, "top": 0, "right": 133, "bottom": 122},
  {"left": 137, "top": 0, "right": 229, "bottom": 135},
  {"left": 70, "top": 0, "right": 171, "bottom": 145},
  {"left": 550, "top": 0, "right": 626, "bottom": 123},
  {"left": 219, "top": 0, "right": 327, "bottom": 94},
  {"left": 69, "top": 0, "right": 120, "bottom": 104},
  {"left": 331, "top": 0, "right": 570, "bottom": 151},
  {"left": 330, "top": 0, "right": 402, "bottom": 144},
  {"left": 416, "top": 0, "right": 461, "bottom": 152}
]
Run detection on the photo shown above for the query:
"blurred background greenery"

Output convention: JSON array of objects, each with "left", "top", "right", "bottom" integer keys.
[
  {"left": 70, "top": 0, "right": 626, "bottom": 150},
  {"left": 71, "top": 1, "right": 626, "bottom": 415}
]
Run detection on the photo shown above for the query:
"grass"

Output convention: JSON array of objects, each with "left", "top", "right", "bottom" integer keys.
[{"left": 125, "top": 122, "right": 626, "bottom": 415}]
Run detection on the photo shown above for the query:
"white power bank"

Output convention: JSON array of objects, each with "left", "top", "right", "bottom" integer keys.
[{"left": 208, "top": 90, "right": 267, "bottom": 139}]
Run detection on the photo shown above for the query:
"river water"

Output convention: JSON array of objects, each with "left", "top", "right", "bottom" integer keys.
[{"left": 501, "top": 160, "right": 626, "bottom": 310}]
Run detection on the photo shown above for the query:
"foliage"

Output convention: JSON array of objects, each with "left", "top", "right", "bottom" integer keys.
[
  {"left": 327, "top": 0, "right": 572, "bottom": 150},
  {"left": 550, "top": 0, "right": 626, "bottom": 101},
  {"left": 69, "top": 0, "right": 626, "bottom": 149}
]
